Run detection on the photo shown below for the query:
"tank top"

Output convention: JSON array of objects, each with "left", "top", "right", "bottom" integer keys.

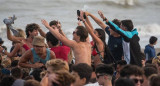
[{"left": 31, "top": 48, "right": 50, "bottom": 64}]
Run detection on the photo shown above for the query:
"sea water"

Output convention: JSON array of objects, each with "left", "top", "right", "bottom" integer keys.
[{"left": 0, "top": 0, "right": 160, "bottom": 50}]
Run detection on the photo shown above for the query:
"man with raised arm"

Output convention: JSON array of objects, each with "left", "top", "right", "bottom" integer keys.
[{"left": 42, "top": 19, "right": 92, "bottom": 66}]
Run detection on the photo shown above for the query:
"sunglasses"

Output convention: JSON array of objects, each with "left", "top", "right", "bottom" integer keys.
[{"left": 132, "top": 79, "right": 144, "bottom": 84}]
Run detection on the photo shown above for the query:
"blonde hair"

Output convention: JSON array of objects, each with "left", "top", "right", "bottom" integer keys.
[
  {"left": 46, "top": 59, "right": 69, "bottom": 72},
  {"left": 15, "top": 28, "right": 26, "bottom": 38}
]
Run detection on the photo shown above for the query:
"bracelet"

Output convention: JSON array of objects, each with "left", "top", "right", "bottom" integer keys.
[{"left": 103, "top": 17, "right": 107, "bottom": 21}]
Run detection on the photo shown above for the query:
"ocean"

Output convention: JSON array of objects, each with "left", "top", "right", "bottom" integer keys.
[{"left": 0, "top": 0, "right": 160, "bottom": 51}]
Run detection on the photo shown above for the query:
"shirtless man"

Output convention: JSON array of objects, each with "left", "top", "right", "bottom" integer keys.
[
  {"left": 6, "top": 23, "right": 39, "bottom": 54},
  {"left": 42, "top": 19, "right": 92, "bottom": 66},
  {"left": 18, "top": 36, "right": 56, "bottom": 68}
]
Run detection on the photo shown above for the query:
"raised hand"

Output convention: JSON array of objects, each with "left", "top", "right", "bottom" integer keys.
[
  {"left": 41, "top": 19, "right": 50, "bottom": 29},
  {"left": 79, "top": 10, "right": 85, "bottom": 22},
  {"left": 98, "top": 10, "right": 105, "bottom": 20},
  {"left": 48, "top": 73, "right": 60, "bottom": 86},
  {"left": 85, "top": 11, "right": 90, "bottom": 16}
]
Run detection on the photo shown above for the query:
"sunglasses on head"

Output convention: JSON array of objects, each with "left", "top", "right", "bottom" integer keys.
[{"left": 132, "top": 79, "right": 144, "bottom": 84}]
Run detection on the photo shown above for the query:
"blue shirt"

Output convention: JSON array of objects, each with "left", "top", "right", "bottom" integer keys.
[
  {"left": 105, "top": 26, "right": 123, "bottom": 61},
  {"left": 144, "top": 44, "right": 156, "bottom": 60}
]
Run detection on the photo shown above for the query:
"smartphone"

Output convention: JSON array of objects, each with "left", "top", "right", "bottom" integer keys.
[{"left": 77, "top": 10, "right": 80, "bottom": 17}]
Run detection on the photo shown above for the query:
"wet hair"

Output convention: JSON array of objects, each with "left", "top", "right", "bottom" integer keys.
[
  {"left": 95, "top": 63, "right": 114, "bottom": 76},
  {"left": 149, "top": 36, "right": 157, "bottom": 44},
  {"left": 76, "top": 26, "right": 88, "bottom": 42},
  {"left": 115, "top": 78, "right": 135, "bottom": 86},
  {"left": 25, "top": 23, "right": 39, "bottom": 38},
  {"left": 46, "top": 59, "right": 69, "bottom": 72},
  {"left": 46, "top": 32, "right": 59, "bottom": 46},
  {"left": 144, "top": 67, "right": 158, "bottom": 78},
  {"left": 49, "top": 20, "right": 58, "bottom": 26},
  {"left": 11, "top": 67, "right": 22, "bottom": 78},
  {"left": 120, "top": 65, "right": 144, "bottom": 77},
  {"left": 72, "top": 63, "right": 92, "bottom": 84},
  {"left": 121, "top": 19, "right": 134, "bottom": 31}
]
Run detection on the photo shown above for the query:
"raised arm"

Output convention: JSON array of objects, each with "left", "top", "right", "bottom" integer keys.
[
  {"left": 6, "top": 25, "right": 24, "bottom": 42},
  {"left": 41, "top": 19, "right": 76, "bottom": 48},
  {"left": 79, "top": 11, "right": 103, "bottom": 45},
  {"left": 38, "top": 27, "right": 46, "bottom": 38},
  {"left": 86, "top": 11, "right": 107, "bottom": 30}
]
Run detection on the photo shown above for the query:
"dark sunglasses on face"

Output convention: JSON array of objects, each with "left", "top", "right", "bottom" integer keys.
[{"left": 132, "top": 78, "right": 144, "bottom": 84}]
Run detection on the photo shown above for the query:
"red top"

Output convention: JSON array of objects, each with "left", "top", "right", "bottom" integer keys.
[
  {"left": 91, "top": 41, "right": 98, "bottom": 56},
  {"left": 50, "top": 45, "right": 70, "bottom": 62},
  {"left": 22, "top": 44, "right": 30, "bottom": 50}
]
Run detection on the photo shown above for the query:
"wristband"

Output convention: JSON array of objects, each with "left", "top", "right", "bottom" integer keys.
[{"left": 103, "top": 17, "right": 107, "bottom": 21}]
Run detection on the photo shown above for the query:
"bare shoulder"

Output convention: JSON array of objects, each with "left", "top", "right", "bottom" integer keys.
[
  {"left": 21, "top": 49, "right": 32, "bottom": 59},
  {"left": 50, "top": 50, "right": 56, "bottom": 59}
]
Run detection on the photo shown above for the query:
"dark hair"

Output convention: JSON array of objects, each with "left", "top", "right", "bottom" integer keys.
[
  {"left": 95, "top": 64, "right": 114, "bottom": 76},
  {"left": 112, "top": 19, "right": 121, "bottom": 27},
  {"left": 49, "top": 20, "right": 58, "bottom": 26},
  {"left": 120, "top": 65, "right": 144, "bottom": 77},
  {"left": 25, "top": 23, "right": 39, "bottom": 38},
  {"left": 149, "top": 74, "right": 160, "bottom": 86},
  {"left": 11, "top": 67, "right": 22, "bottom": 79},
  {"left": 117, "top": 60, "right": 127, "bottom": 66},
  {"left": 0, "top": 76, "right": 15, "bottom": 86},
  {"left": 46, "top": 32, "right": 59, "bottom": 46},
  {"left": 30, "top": 68, "right": 42, "bottom": 82},
  {"left": 95, "top": 29, "right": 106, "bottom": 45},
  {"left": 144, "top": 67, "right": 158, "bottom": 78},
  {"left": 0, "top": 37, "right": 4, "bottom": 44},
  {"left": 72, "top": 63, "right": 92, "bottom": 84},
  {"left": 94, "top": 29, "right": 115, "bottom": 64},
  {"left": 121, "top": 20, "right": 134, "bottom": 31},
  {"left": 149, "top": 36, "right": 157, "bottom": 44},
  {"left": 115, "top": 78, "right": 135, "bottom": 86},
  {"left": 11, "top": 60, "right": 19, "bottom": 67},
  {"left": 145, "top": 64, "right": 158, "bottom": 72},
  {"left": 76, "top": 26, "right": 88, "bottom": 42}
]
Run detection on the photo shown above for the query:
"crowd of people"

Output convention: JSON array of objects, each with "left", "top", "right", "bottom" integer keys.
[{"left": 0, "top": 10, "right": 159, "bottom": 86}]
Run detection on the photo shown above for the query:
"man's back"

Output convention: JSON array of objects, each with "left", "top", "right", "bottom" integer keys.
[{"left": 73, "top": 42, "right": 91, "bottom": 66}]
